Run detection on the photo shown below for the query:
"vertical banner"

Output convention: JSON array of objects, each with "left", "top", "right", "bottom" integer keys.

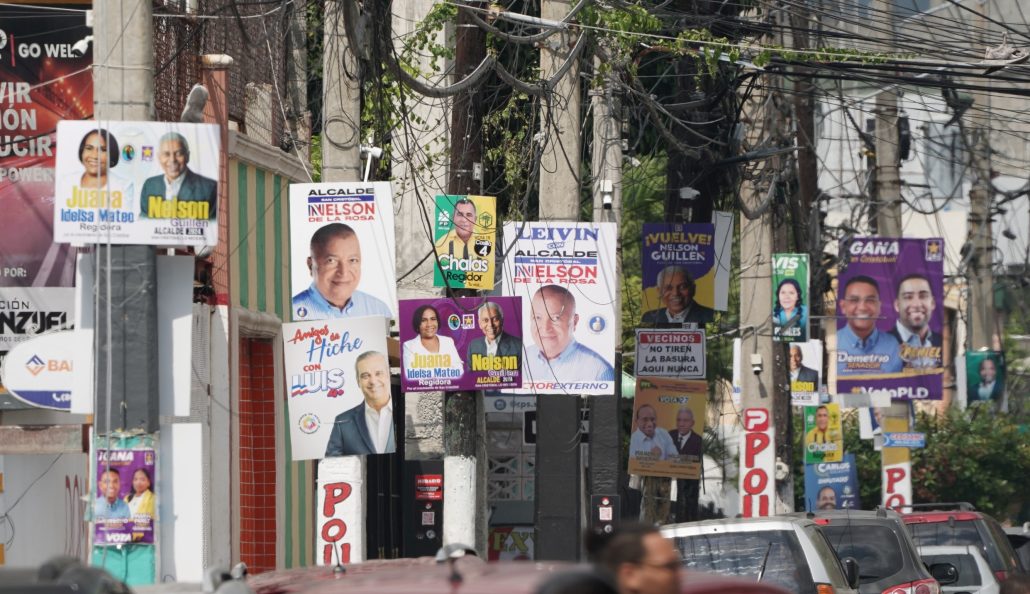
[
  {"left": 432, "top": 195, "right": 496, "bottom": 290},
  {"left": 836, "top": 238, "right": 945, "bottom": 399},
  {"left": 94, "top": 448, "right": 156, "bottom": 545},
  {"left": 640, "top": 223, "right": 717, "bottom": 326},
  {"left": 399, "top": 296, "right": 522, "bottom": 391},
  {"left": 772, "top": 253, "right": 809, "bottom": 342},
  {"left": 804, "top": 453, "right": 860, "bottom": 511},
  {"left": 501, "top": 222, "right": 617, "bottom": 395},
  {"left": 965, "top": 351, "right": 1005, "bottom": 402},
  {"left": 289, "top": 182, "right": 397, "bottom": 322},
  {"left": 740, "top": 408, "right": 775, "bottom": 517},
  {"left": 788, "top": 340, "right": 823, "bottom": 406},
  {"left": 628, "top": 377, "right": 707, "bottom": 479},
  {"left": 803, "top": 403, "right": 843, "bottom": 463},
  {"left": 282, "top": 316, "right": 392, "bottom": 460},
  {"left": 0, "top": 5, "right": 91, "bottom": 390},
  {"left": 317, "top": 457, "right": 365, "bottom": 565}
]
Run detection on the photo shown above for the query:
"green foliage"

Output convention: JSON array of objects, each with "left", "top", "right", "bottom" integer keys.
[
  {"left": 482, "top": 91, "right": 535, "bottom": 218},
  {"left": 792, "top": 409, "right": 881, "bottom": 510},
  {"left": 310, "top": 133, "right": 322, "bottom": 182}
]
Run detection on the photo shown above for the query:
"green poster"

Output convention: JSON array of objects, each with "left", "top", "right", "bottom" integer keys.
[
  {"left": 966, "top": 351, "right": 1005, "bottom": 402},
  {"left": 432, "top": 195, "right": 496, "bottom": 290},
  {"left": 772, "top": 253, "right": 809, "bottom": 342}
]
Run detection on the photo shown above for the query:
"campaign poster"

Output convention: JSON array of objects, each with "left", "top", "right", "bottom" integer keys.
[
  {"left": 488, "top": 526, "right": 535, "bottom": 560},
  {"left": 634, "top": 328, "right": 705, "bottom": 379},
  {"left": 803, "top": 403, "right": 843, "bottom": 464},
  {"left": 804, "top": 453, "right": 860, "bottom": 511},
  {"left": 399, "top": 296, "right": 522, "bottom": 392},
  {"left": 282, "top": 316, "right": 393, "bottom": 460},
  {"left": 0, "top": 5, "right": 91, "bottom": 392},
  {"left": 772, "top": 253, "right": 809, "bottom": 342},
  {"left": 500, "top": 222, "right": 617, "bottom": 395},
  {"left": 94, "top": 448, "right": 156, "bottom": 546},
  {"left": 789, "top": 339, "right": 823, "bottom": 407},
  {"left": 432, "top": 195, "right": 496, "bottom": 291},
  {"left": 640, "top": 223, "right": 717, "bottom": 326},
  {"left": 965, "top": 351, "right": 1005, "bottom": 402},
  {"left": 836, "top": 238, "right": 945, "bottom": 400},
  {"left": 54, "top": 121, "right": 220, "bottom": 246},
  {"left": 627, "top": 377, "right": 707, "bottom": 480},
  {"left": 289, "top": 182, "right": 397, "bottom": 323}
]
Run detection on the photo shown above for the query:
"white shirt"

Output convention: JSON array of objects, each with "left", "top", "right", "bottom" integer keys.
[
  {"left": 164, "top": 174, "right": 185, "bottom": 200},
  {"left": 977, "top": 381, "right": 996, "bottom": 400},
  {"left": 364, "top": 400, "right": 393, "bottom": 453},
  {"left": 629, "top": 428, "right": 678, "bottom": 460},
  {"left": 484, "top": 337, "right": 499, "bottom": 357}
]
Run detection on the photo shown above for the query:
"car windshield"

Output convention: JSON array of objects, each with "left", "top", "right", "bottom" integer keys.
[
  {"left": 672, "top": 530, "right": 816, "bottom": 594},
  {"left": 921, "top": 554, "right": 982, "bottom": 587},
  {"left": 823, "top": 525, "right": 904, "bottom": 583},
  {"left": 908, "top": 520, "right": 1008, "bottom": 572}
]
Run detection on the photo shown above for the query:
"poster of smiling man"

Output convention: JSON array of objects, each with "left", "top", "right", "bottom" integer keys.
[
  {"left": 627, "top": 377, "right": 707, "bottom": 479},
  {"left": 836, "top": 238, "right": 944, "bottom": 400},
  {"left": 640, "top": 223, "right": 718, "bottom": 327},
  {"left": 93, "top": 448, "right": 156, "bottom": 546},
  {"left": 501, "top": 222, "right": 617, "bottom": 395},
  {"left": 433, "top": 195, "right": 497, "bottom": 290}
]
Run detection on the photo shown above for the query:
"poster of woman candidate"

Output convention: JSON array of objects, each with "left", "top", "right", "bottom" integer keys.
[
  {"left": 432, "top": 195, "right": 497, "bottom": 291},
  {"left": 627, "top": 377, "right": 707, "bottom": 480},
  {"left": 836, "top": 238, "right": 945, "bottom": 400},
  {"left": 965, "top": 351, "right": 1005, "bottom": 402},
  {"left": 772, "top": 253, "right": 809, "bottom": 342},
  {"left": 94, "top": 448, "right": 156, "bottom": 545},
  {"left": 399, "top": 296, "right": 522, "bottom": 392},
  {"left": 639, "top": 223, "right": 718, "bottom": 327},
  {"left": 282, "top": 316, "right": 392, "bottom": 460}
]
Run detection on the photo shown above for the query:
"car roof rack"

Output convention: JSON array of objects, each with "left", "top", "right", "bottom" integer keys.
[{"left": 893, "top": 502, "right": 977, "bottom": 512}]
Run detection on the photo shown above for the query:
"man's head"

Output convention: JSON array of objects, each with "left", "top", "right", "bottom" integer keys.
[
  {"left": 452, "top": 199, "right": 477, "bottom": 240},
  {"left": 789, "top": 346, "right": 803, "bottom": 371},
  {"left": 478, "top": 302, "right": 504, "bottom": 342},
  {"left": 675, "top": 407, "right": 695, "bottom": 436},
  {"left": 814, "top": 406, "right": 829, "bottom": 431},
  {"left": 655, "top": 266, "right": 695, "bottom": 316},
  {"left": 99, "top": 468, "right": 121, "bottom": 503},
  {"left": 841, "top": 275, "right": 882, "bottom": 338},
  {"left": 635, "top": 405, "right": 658, "bottom": 438},
  {"left": 587, "top": 523, "right": 681, "bottom": 594},
  {"left": 817, "top": 486, "right": 837, "bottom": 510},
  {"left": 979, "top": 358, "right": 997, "bottom": 384},
  {"left": 999, "top": 574, "right": 1030, "bottom": 594},
  {"left": 894, "top": 274, "right": 935, "bottom": 337},
  {"left": 308, "top": 224, "right": 361, "bottom": 308},
  {"left": 530, "top": 285, "right": 578, "bottom": 359},
  {"left": 355, "top": 351, "right": 390, "bottom": 410},
  {"left": 157, "top": 132, "right": 190, "bottom": 182}
]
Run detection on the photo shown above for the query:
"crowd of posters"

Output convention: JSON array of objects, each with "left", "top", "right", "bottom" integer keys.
[
  {"left": 804, "top": 453, "right": 860, "bottom": 511},
  {"left": 640, "top": 223, "right": 717, "bottom": 326},
  {"left": 634, "top": 329, "right": 705, "bottom": 378},
  {"left": 289, "top": 182, "right": 397, "bottom": 323},
  {"left": 836, "top": 237, "right": 945, "bottom": 400},
  {"left": 94, "top": 448, "right": 156, "bottom": 545},
  {"left": 965, "top": 351, "right": 1005, "bottom": 402},
  {"left": 53, "top": 121, "right": 220, "bottom": 246},
  {"left": 803, "top": 403, "right": 843, "bottom": 463},
  {"left": 772, "top": 253, "right": 809, "bottom": 342},
  {"left": 501, "top": 221, "right": 617, "bottom": 395},
  {"left": 282, "top": 316, "right": 393, "bottom": 460},
  {"left": 789, "top": 340, "right": 823, "bottom": 406},
  {"left": 399, "top": 296, "right": 522, "bottom": 391},
  {"left": 627, "top": 377, "right": 707, "bottom": 479},
  {"left": 432, "top": 195, "right": 497, "bottom": 290}
]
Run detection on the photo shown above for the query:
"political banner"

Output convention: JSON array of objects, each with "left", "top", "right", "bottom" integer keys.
[
  {"left": 399, "top": 296, "right": 522, "bottom": 392},
  {"left": 772, "top": 253, "right": 809, "bottom": 342},
  {"left": 634, "top": 329, "right": 705, "bottom": 379},
  {"left": 640, "top": 223, "right": 717, "bottom": 326},
  {"left": 54, "top": 121, "right": 220, "bottom": 246},
  {"left": 836, "top": 238, "right": 945, "bottom": 400},
  {"left": 282, "top": 316, "right": 392, "bottom": 460},
  {"left": 94, "top": 448, "right": 156, "bottom": 546},
  {"left": 882, "top": 432, "right": 925, "bottom": 448},
  {"left": 965, "top": 351, "right": 1004, "bottom": 403},
  {"left": 803, "top": 403, "right": 843, "bottom": 464},
  {"left": 789, "top": 339, "right": 823, "bottom": 406},
  {"left": 500, "top": 222, "right": 617, "bottom": 395},
  {"left": 804, "top": 453, "right": 860, "bottom": 511},
  {"left": 432, "top": 195, "right": 496, "bottom": 290},
  {"left": 628, "top": 377, "right": 707, "bottom": 480},
  {"left": 289, "top": 182, "right": 397, "bottom": 322}
]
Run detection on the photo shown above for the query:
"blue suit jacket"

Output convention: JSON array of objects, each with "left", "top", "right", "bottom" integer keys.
[{"left": 325, "top": 402, "right": 380, "bottom": 456}]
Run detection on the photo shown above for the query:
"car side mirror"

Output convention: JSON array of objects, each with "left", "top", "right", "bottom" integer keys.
[
  {"left": 929, "top": 562, "right": 959, "bottom": 586},
  {"left": 842, "top": 557, "right": 860, "bottom": 589}
]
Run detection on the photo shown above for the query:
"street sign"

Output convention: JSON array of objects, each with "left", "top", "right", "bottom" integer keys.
[{"left": 882, "top": 432, "right": 926, "bottom": 449}]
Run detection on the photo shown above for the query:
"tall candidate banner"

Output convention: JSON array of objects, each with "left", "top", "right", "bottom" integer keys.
[
  {"left": 627, "top": 377, "right": 707, "bottom": 480},
  {"left": 836, "top": 238, "right": 944, "bottom": 400},
  {"left": 433, "top": 195, "right": 496, "bottom": 290},
  {"left": 772, "top": 253, "right": 809, "bottom": 342},
  {"left": 501, "top": 222, "right": 617, "bottom": 395},
  {"left": 54, "top": 121, "right": 221, "bottom": 246},
  {"left": 640, "top": 223, "right": 718, "bottom": 326},
  {"left": 804, "top": 453, "right": 860, "bottom": 511},
  {"left": 0, "top": 6, "right": 91, "bottom": 391},
  {"left": 399, "top": 296, "right": 522, "bottom": 392},
  {"left": 803, "top": 403, "right": 843, "bottom": 463},
  {"left": 93, "top": 447, "right": 156, "bottom": 546},
  {"left": 282, "top": 316, "right": 392, "bottom": 460},
  {"left": 289, "top": 182, "right": 397, "bottom": 322}
]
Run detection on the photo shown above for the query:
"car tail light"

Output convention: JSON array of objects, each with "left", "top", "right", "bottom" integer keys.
[
  {"left": 881, "top": 579, "right": 940, "bottom": 594},
  {"left": 994, "top": 570, "right": 1009, "bottom": 582},
  {"left": 816, "top": 584, "right": 835, "bottom": 594}
]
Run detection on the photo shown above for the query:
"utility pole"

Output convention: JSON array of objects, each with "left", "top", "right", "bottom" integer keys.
[
  {"left": 322, "top": 1, "right": 362, "bottom": 181},
  {"left": 967, "top": 10, "right": 995, "bottom": 353},
  {"left": 872, "top": 0, "right": 902, "bottom": 237}
]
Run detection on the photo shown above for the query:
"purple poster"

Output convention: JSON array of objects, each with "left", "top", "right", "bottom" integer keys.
[
  {"left": 399, "top": 296, "right": 523, "bottom": 392},
  {"left": 640, "top": 223, "right": 717, "bottom": 326},
  {"left": 836, "top": 238, "right": 944, "bottom": 400},
  {"left": 94, "top": 448, "right": 156, "bottom": 545}
]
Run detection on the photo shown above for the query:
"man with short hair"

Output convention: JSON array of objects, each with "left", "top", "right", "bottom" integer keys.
[
  {"left": 325, "top": 351, "right": 395, "bottom": 456},
  {"left": 805, "top": 405, "right": 834, "bottom": 444},
  {"left": 640, "top": 265, "right": 714, "bottom": 326},
  {"left": 789, "top": 346, "right": 819, "bottom": 385},
  {"left": 94, "top": 468, "right": 131, "bottom": 520},
  {"left": 837, "top": 275, "right": 902, "bottom": 375},
  {"left": 139, "top": 131, "right": 217, "bottom": 219},
  {"left": 890, "top": 273, "right": 942, "bottom": 368},
  {"left": 666, "top": 407, "right": 702, "bottom": 461},
  {"left": 292, "top": 223, "right": 392, "bottom": 320},
  {"left": 587, "top": 523, "right": 682, "bottom": 594},
  {"left": 466, "top": 301, "right": 522, "bottom": 365},
  {"left": 629, "top": 404, "right": 678, "bottom": 461},
  {"left": 525, "top": 284, "right": 614, "bottom": 381},
  {"left": 816, "top": 486, "right": 837, "bottom": 510},
  {"left": 436, "top": 198, "right": 481, "bottom": 259}
]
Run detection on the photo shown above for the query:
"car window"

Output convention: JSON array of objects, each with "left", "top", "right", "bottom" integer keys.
[
  {"left": 983, "top": 518, "right": 1021, "bottom": 573},
  {"left": 673, "top": 530, "right": 816, "bottom": 594},
  {"left": 805, "top": 526, "right": 851, "bottom": 589},
  {"left": 909, "top": 520, "right": 1003, "bottom": 572},
  {"left": 823, "top": 525, "right": 904, "bottom": 583},
  {"left": 921, "top": 554, "right": 982, "bottom": 587}
]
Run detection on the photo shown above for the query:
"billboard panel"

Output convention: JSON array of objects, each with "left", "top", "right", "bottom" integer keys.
[
  {"left": 94, "top": 447, "right": 156, "bottom": 546},
  {"left": 772, "top": 253, "right": 809, "bottom": 342},
  {"left": 640, "top": 223, "right": 717, "bottom": 326},
  {"left": 965, "top": 350, "right": 1004, "bottom": 402},
  {"left": 804, "top": 453, "right": 860, "bottom": 511},
  {"left": 432, "top": 195, "right": 496, "bottom": 290},
  {"left": 803, "top": 403, "right": 843, "bottom": 464},
  {"left": 789, "top": 339, "right": 823, "bottom": 407},
  {"left": 628, "top": 377, "right": 707, "bottom": 479}
]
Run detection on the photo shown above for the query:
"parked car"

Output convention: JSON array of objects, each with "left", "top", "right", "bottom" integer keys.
[
  {"left": 790, "top": 509, "right": 942, "bottom": 594},
  {"left": 661, "top": 516, "right": 860, "bottom": 594},
  {"left": 900, "top": 503, "right": 1024, "bottom": 583},
  {"left": 917, "top": 545, "right": 1000, "bottom": 594},
  {"left": 1004, "top": 523, "right": 1030, "bottom": 573}
]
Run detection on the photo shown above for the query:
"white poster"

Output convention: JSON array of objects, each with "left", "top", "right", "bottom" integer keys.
[
  {"left": 789, "top": 339, "right": 823, "bottom": 407},
  {"left": 0, "top": 287, "right": 74, "bottom": 396},
  {"left": 288, "top": 182, "right": 397, "bottom": 323},
  {"left": 634, "top": 329, "right": 706, "bottom": 379},
  {"left": 500, "top": 222, "right": 618, "bottom": 395}
]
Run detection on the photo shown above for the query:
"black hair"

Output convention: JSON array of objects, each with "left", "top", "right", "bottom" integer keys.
[
  {"left": 842, "top": 274, "right": 880, "bottom": 296},
  {"left": 78, "top": 128, "right": 120, "bottom": 168},
  {"left": 773, "top": 278, "right": 805, "bottom": 316},
  {"left": 126, "top": 468, "right": 152, "bottom": 502},
  {"left": 411, "top": 304, "right": 441, "bottom": 334}
]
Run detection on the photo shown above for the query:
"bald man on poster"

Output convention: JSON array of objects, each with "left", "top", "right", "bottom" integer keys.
[{"left": 524, "top": 284, "right": 614, "bottom": 382}]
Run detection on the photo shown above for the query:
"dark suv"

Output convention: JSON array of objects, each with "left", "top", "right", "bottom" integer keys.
[{"left": 900, "top": 503, "right": 1024, "bottom": 583}]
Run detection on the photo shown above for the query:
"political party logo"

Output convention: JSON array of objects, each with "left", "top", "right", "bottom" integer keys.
[
  {"left": 142, "top": 146, "right": 153, "bottom": 161},
  {"left": 588, "top": 315, "right": 606, "bottom": 334},
  {"left": 474, "top": 238, "right": 493, "bottom": 257},
  {"left": 925, "top": 239, "right": 943, "bottom": 262},
  {"left": 299, "top": 413, "right": 320, "bottom": 434},
  {"left": 26, "top": 354, "right": 45, "bottom": 376},
  {"left": 462, "top": 314, "right": 475, "bottom": 329},
  {"left": 295, "top": 306, "right": 308, "bottom": 319},
  {"left": 448, "top": 314, "right": 461, "bottom": 331},
  {"left": 121, "top": 145, "right": 135, "bottom": 162}
]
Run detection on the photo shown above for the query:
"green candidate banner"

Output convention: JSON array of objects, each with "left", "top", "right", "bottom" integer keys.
[
  {"left": 772, "top": 254, "right": 809, "bottom": 342},
  {"left": 966, "top": 351, "right": 1005, "bottom": 403},
  {"left": 804, "top": 403, "right": 843, "bottom": 464},
  {"left": 433, "top": 195, "right": 497, "bottom": 291}
]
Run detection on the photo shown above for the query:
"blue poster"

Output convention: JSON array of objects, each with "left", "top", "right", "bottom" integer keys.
[{"left": 804, "top": 453, "right": 860, "bottom": 511}]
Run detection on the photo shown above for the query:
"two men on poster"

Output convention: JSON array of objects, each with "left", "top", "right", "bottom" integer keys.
[{"left": 627, "top": 378, "right": 706, "bottom": 480}]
